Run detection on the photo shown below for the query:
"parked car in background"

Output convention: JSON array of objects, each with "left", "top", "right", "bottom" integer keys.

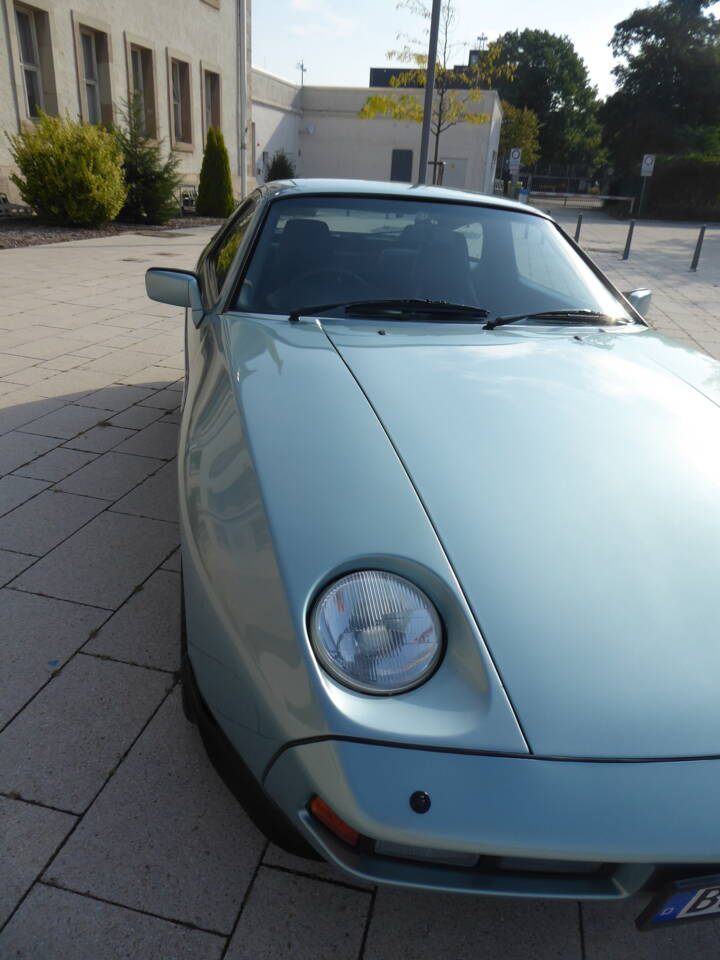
[{"left": 147, "top": 180, "right": 720, "bottom": 931}]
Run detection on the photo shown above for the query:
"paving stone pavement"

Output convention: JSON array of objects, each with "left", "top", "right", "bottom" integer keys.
[{"left": 1, "top": 214, "right": 719, "bottom": 959}]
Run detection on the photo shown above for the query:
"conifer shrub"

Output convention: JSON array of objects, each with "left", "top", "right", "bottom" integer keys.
[
  {"left": 114, "top": 95, "right": 181, "bottom": 224},
  {"left": 7, "top": 112, "right": 126, "bottom": 226},
  {"left": 266, "top": 149, "right": 295, "bottom": 180},
  {"left": 196, "top": 127, "right": 235, "bottom": 217}
]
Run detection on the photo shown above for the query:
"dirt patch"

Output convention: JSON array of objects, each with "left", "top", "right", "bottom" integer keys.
[{"left": 0, "top": 216, "right": 223, "bottom": 249}]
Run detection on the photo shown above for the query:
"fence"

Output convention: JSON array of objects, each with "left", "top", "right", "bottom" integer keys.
[{"left": 529, "top": 192, "right": 635, "bottom": 216}]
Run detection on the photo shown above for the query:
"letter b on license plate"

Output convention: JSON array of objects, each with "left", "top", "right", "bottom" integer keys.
[{"left": 637, "top": 875, "right": 720, "bottom": 930}]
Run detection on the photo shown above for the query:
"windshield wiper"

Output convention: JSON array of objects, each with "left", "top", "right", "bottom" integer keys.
[
  {"left": 484, "top": 309, "right": 630, "bottom": 330},
  {"left": 288, "top": 298, "right": 489, "bottom": 323}
]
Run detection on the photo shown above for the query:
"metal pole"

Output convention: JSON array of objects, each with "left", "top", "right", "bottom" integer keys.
[
  {"left": 690, "top": 225, "right": 706, "bottom": 272},
  {"left": 417, "top": 0, "right": 441, "bottom": 184},
  {"left": 237, "top": 0, "right": 248, "bottom": 198},
  {"left": 574, "top": 213, "right": 583, "bottom": 242},
  {"left": 622, "top": 220, "right": 636, "bottom": 260},
  {"left": 638, "top": 178, "right": 647, "bottom": 218}
]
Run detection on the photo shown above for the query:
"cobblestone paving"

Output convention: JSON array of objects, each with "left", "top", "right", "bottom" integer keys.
[{"left": 1, "top": 215, "right": 719, "bottom": 959}]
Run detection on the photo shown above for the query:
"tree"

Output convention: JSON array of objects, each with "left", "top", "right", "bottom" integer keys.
[
  {"left": 359, "top": 0, "right": 513, "bottom": 174},
  {"left": 601, "top": 0, "right": 720, "bottom": 172},
  {"left": 196, "top": 127, "right": 235, "bottom": 218},
  {"left": 114, "top": 94, "right": 180, "bottom": 224},
  {"left": 498, "top": 102, "right": 540, "bottom": 167},
  {"left": 491, "top": 30, "right": 604, "bottom": 169},
  {"left": 266, "top": 149, "right": 296, "bottom": 180}
]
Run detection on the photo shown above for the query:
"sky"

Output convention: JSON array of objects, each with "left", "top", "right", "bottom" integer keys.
[{"left": 251, "top": 0, "right": 720, "bottom": 100}]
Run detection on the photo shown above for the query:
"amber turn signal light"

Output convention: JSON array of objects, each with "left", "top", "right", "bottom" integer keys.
[{"left": 309, "top": 796, "right": 360, "bottom": 847}]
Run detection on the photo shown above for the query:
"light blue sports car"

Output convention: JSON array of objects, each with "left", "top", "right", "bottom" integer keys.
[{"left": 147, "top": 180, "right": 720, "bottom": 930}]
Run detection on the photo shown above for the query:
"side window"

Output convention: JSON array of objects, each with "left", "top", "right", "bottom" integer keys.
[
  {"left": 209, "top": 197, "right": 257, "bottom": 296},
  {"left": 510, "top": 221, "right": 589, "bottom": 301}
]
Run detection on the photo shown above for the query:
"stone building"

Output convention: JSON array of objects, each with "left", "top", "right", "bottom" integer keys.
[{"left": 0, "top": 0, "right": 252, "bottom": 199}]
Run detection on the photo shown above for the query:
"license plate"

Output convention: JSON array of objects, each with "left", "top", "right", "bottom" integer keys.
[{"left": 637, "top": 874, "right": 720, "bottom": 930}]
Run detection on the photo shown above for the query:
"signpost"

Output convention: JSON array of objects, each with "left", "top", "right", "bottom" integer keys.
[
  {"left": 639, "top": 153, "right": 655, "bottom": 216},
  {"left": 641, "top": 154, "right": 656, "bottom": 177},
  {"left": 509, "top": 147, "right": 522, "bottom": 198}
]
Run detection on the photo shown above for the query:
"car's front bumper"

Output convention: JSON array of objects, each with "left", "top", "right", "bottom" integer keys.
[{"left": 264, "top": 738, "right": 720, "bottom": 898}]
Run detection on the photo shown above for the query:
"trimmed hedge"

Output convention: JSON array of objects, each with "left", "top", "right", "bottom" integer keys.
[
  {"left": 196, "top": 127, "right": 235, "bottom": 218},
  {"left": 7, "top": 112, "right": 126, "bottom": 226}
]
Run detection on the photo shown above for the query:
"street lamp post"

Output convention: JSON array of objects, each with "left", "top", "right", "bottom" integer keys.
[{"left": 417, "top": 0, "right": 441, "bottom": 184}]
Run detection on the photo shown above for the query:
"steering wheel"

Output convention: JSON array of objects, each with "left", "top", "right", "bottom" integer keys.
[{"left": 291, "top": 267, "right": 372, "bottom": 293}]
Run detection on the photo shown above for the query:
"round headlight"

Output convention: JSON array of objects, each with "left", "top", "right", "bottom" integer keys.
[{"left": 310, "top": 570, "right": 443, "bottom": 695}]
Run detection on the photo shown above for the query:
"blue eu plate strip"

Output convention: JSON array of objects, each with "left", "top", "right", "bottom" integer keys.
[{"left": 650, "top": 891, "right": 697, "bottom": 923}]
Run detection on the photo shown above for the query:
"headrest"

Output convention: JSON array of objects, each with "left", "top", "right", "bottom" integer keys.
[{"left": 280, "top": 218, "right": 331, "bottom": 244}]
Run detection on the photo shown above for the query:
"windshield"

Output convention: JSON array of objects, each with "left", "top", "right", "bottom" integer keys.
[{"left": 234, "top": 196, "right": 631, "bottom": 322}]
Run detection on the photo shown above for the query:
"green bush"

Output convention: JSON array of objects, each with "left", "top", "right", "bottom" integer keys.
[
  {"left": 7, "top": 111, "right": 126, "bottom": 226},
  {"left": 196, "top": 127, "right": 235, "bottom": 218},
  {"left": 266, "top": 149, "right": 295, "bottom": 180},
  {"left": 114, "top": 95, "right": 181, "bottom": 225}
]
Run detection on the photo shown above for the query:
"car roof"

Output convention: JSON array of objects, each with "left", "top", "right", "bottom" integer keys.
[{"left": 260, "top": 178, "right": 551, "bottom": 220}]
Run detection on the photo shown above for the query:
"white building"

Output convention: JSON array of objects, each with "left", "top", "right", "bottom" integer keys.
[
  {"left": 251, "top": 68, "right": 502, "bottom": 194},
  {"left": 1, "top": 3, "right": 500, "bottom": 209},
  {"left": 0, "top": 0, "right": 252, "bottom": 199}
]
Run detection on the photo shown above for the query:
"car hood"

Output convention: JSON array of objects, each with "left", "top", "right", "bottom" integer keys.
[{"left": 322, "top": 321, "right": 720, "bottom": 759}]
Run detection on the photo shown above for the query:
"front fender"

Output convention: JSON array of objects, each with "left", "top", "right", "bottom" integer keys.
[{"left": 180, "top": 312, "right": 526, "bottom": 777}]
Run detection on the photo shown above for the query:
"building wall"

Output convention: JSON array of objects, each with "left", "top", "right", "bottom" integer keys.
[
  {"left": 0, "top": 0, "right": 252, "bottom": 201},
  {"left": 301, "top": 86, "right": 500, "bottom": 193},
  {"left": 251, "top": 68, "right": 301, "bottom": 183},
  {"left": 250, "top": 73, "right": 502, "bottom": 194}
]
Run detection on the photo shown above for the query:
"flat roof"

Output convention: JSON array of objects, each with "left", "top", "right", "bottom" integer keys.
[{"left": 262, "top": 179, "right": 549, "bottom": 217}]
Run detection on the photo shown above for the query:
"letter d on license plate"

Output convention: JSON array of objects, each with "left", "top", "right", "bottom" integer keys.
[{"left": 637, "top": 875, "right": 720, "bottom": 930}]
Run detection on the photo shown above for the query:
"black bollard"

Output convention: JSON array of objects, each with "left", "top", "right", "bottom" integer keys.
[
  {"left": 690, "top": 225, "right": 706, "bottom": 272},
  {"left": 574, "top": 213, "right": 583, "bottom": 242},
  {"left": 622, "top": 220, "right": 636, "bottom": 260}
]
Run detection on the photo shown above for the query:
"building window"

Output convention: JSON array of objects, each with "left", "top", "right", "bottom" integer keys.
[
  {"left": 203, "top": 69, "right": 220, "bottom": 136},
  {"left": 170, "top": 57, "right": 192, "bottom": 146},
  {"left": 75, "top": 22, "right": 112, "bottom": 125},
  {"left": 129, "top": 44, "right": 156, "bottom": 137},
  {"left": 15, "top": 6, "right": 42, "bottom": 116},
  {"left": 14, "top": 3, "right": 57, "bottom": 119},
  {"left": 80, "top": 30, "right": 100, "bottom": 123}
]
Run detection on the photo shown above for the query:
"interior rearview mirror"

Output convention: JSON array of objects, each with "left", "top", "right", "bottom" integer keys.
[
  {"left": 146, "top": 268, "right": 204, "bottom": 327},
  {"left": 624, "top": 288, "right": 652, "bottom": 318}
]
